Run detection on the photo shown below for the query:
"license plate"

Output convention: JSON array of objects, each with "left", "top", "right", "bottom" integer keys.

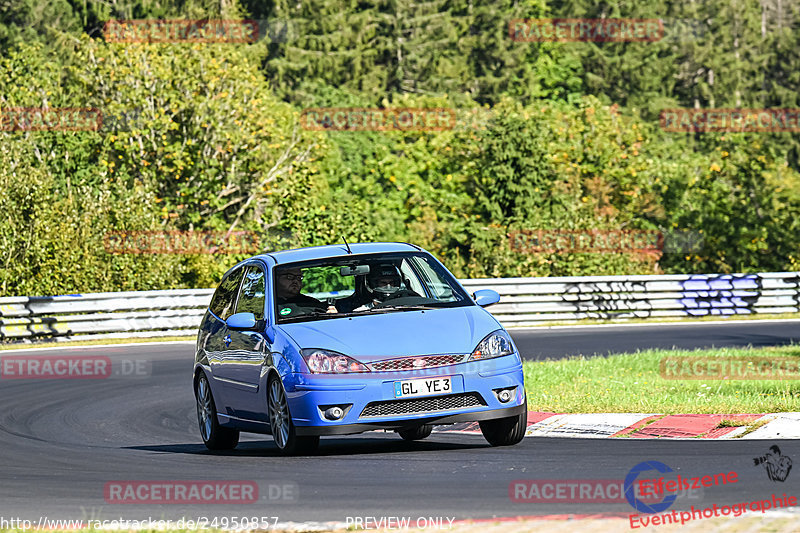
[{"left": 394, "top": 377, "right": 452, "bottom": 398}]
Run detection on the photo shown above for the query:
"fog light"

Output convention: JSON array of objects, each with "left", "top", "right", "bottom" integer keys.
[
  {"left": 324, "top": 406, "right": 345, "bottom": 420},
  {"left": 498, "top": 389, "right": 512, "bottom": 403}
]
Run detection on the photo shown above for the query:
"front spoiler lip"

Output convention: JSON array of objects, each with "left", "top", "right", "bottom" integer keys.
[{"left": 294, "top": 402, "right": 526, "bottom": 436}]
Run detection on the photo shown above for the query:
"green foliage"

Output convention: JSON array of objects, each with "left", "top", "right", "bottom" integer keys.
[
  {"left": 1, "top": 0, "right": 799, "bottom": 297},
  {"left": 264, "top": 0, "right": 575, "bottom": 105},
  {"left": 660, "top": 135, "right": 800, "bottom": 273},
  {"left": 0, "top": 132, "right": 185, "bottom": 295},
  {"left": 0, "top": 38, "right": 335, "bottom": 293}
]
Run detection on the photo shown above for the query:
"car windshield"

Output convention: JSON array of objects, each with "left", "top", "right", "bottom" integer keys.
[{"left": 273, "top": 252, "right": 471, "bottom": 323}]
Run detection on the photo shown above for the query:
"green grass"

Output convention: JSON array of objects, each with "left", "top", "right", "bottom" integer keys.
[
  {"left": 716, "top": 418, "right": 748, "bottom": 427},
  {"left": 734, "top": 419, "right": 770, "bottom": 438},
  {"left": 522, "top": 345, "right": 800, "bottom": 414}
]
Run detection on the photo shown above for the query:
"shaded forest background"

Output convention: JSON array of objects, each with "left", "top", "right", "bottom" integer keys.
[{"left": 1, "top": 0, "right": 799, "bottom": 295}]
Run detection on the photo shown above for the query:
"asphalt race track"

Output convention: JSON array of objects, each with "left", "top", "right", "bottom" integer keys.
[
  {"left": 1, "top": 323, "right": 799, "bottom": 524},
  {"left": 511, "top": 320, "right": 800, "bottom": 361}
]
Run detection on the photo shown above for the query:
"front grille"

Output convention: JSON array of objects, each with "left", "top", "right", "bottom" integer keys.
[
  {"left": 369, "top": 354, "right": 468, "bottom": 372},
  {"left": 360, "top": 392, "right": 486, "bottom": 418}
]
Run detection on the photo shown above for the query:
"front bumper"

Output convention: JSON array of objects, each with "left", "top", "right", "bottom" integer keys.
[
  {"left": 295, "top": 402, "right": 525, "bottom": 436},
  {"left": 284, "top": 353, "right": 525, "bottom": 436}
]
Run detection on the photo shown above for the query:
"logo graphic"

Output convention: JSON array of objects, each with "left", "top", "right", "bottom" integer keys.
[
  {"left": 754, "top": 446, "right": 792, "bottom": 482},
  {"left": 624, "top": 461, "right": 677, "bottom": 514},
  {"left": 279, "top": 308, "right": 292, "bottom": 316}
]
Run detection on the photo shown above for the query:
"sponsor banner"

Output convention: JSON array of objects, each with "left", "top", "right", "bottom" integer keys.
[{"left": 509, "top": 18, "right": 664, "bottom": 42}]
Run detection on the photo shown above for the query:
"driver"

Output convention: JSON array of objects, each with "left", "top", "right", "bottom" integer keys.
[
  {"left": 276, "top": 268, "right": 334, "bottom": 313},
  {"left": 352, "top": 264, "right": 420, "bottom": 310}
]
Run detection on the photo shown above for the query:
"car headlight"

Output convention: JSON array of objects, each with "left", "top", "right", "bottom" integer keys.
[
  {"left": 468, "top": 330, "right": 515, "bottom": 361},
  {"left": 301, "top": 349, "right": 370, "bottom": 374}
]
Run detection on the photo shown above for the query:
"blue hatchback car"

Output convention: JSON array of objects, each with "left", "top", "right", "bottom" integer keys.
[{"left": 193, "top": 242, "right": 526, "bottom": 454}]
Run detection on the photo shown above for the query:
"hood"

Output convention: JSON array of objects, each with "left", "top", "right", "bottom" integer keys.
[{"left": 278, "top": 306, "right": 501, "bottom": 362}]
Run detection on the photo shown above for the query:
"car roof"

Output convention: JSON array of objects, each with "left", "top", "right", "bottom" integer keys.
[{"left": 256, "top": 242, "right": 422, "bottom": 265}]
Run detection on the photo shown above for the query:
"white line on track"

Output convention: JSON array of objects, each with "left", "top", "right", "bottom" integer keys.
[{"left": 507, "top": 318, "right": 800, "bottom": 331}]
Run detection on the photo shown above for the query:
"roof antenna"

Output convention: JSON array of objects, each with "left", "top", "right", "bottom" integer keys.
[{"left": 342, "top": 236, "right": 352, "bottom": 254}]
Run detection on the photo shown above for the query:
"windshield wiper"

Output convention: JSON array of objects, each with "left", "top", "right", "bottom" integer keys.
[
  {"left": 369, "top": 304, "right": 441, "bottom": 312},
  {"left": 280, "top": 309, "right": 365, "bottom": 322}
]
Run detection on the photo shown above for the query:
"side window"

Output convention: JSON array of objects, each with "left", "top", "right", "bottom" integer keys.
[
  {"left": 235, "top": 266, "right": 266, "bottom": 320},
  {"left": 409, "top": 256, "right": 457, "bottom": 301},
  {"left": 209, "top": 267, "right": 245, "bottom": 320},
  {"left": 398, "top": 259, "right": 426, "bottom": 296}
]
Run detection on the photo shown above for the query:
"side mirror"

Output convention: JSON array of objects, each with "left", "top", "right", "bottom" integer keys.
[
  {"left": 473, "top": 289, "right": 500, "bottom": 307},
  {"left": 226, "top": 312, "right": 257, "bottom": 330}
]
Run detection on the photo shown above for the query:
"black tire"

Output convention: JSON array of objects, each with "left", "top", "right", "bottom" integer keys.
[
  {"left": 195, "top": 372, "right": 239, "bottom": 451},
  {"left": 479, "top": 404, "right": 527, "bottom": 447},
  {"left": 397, "top": 424, "right": 434, "bottom": 441},
  {"left": 267, "top": 376, "right": 320, "bottom": 455}
]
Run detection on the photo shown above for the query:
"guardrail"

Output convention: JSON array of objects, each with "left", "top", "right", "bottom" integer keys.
[
  {"left": 461, "top": 272, "right": 799, "bottom": 327},
  {"left": 1, "top": 272, "right": 797, "bottom": 343}
]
